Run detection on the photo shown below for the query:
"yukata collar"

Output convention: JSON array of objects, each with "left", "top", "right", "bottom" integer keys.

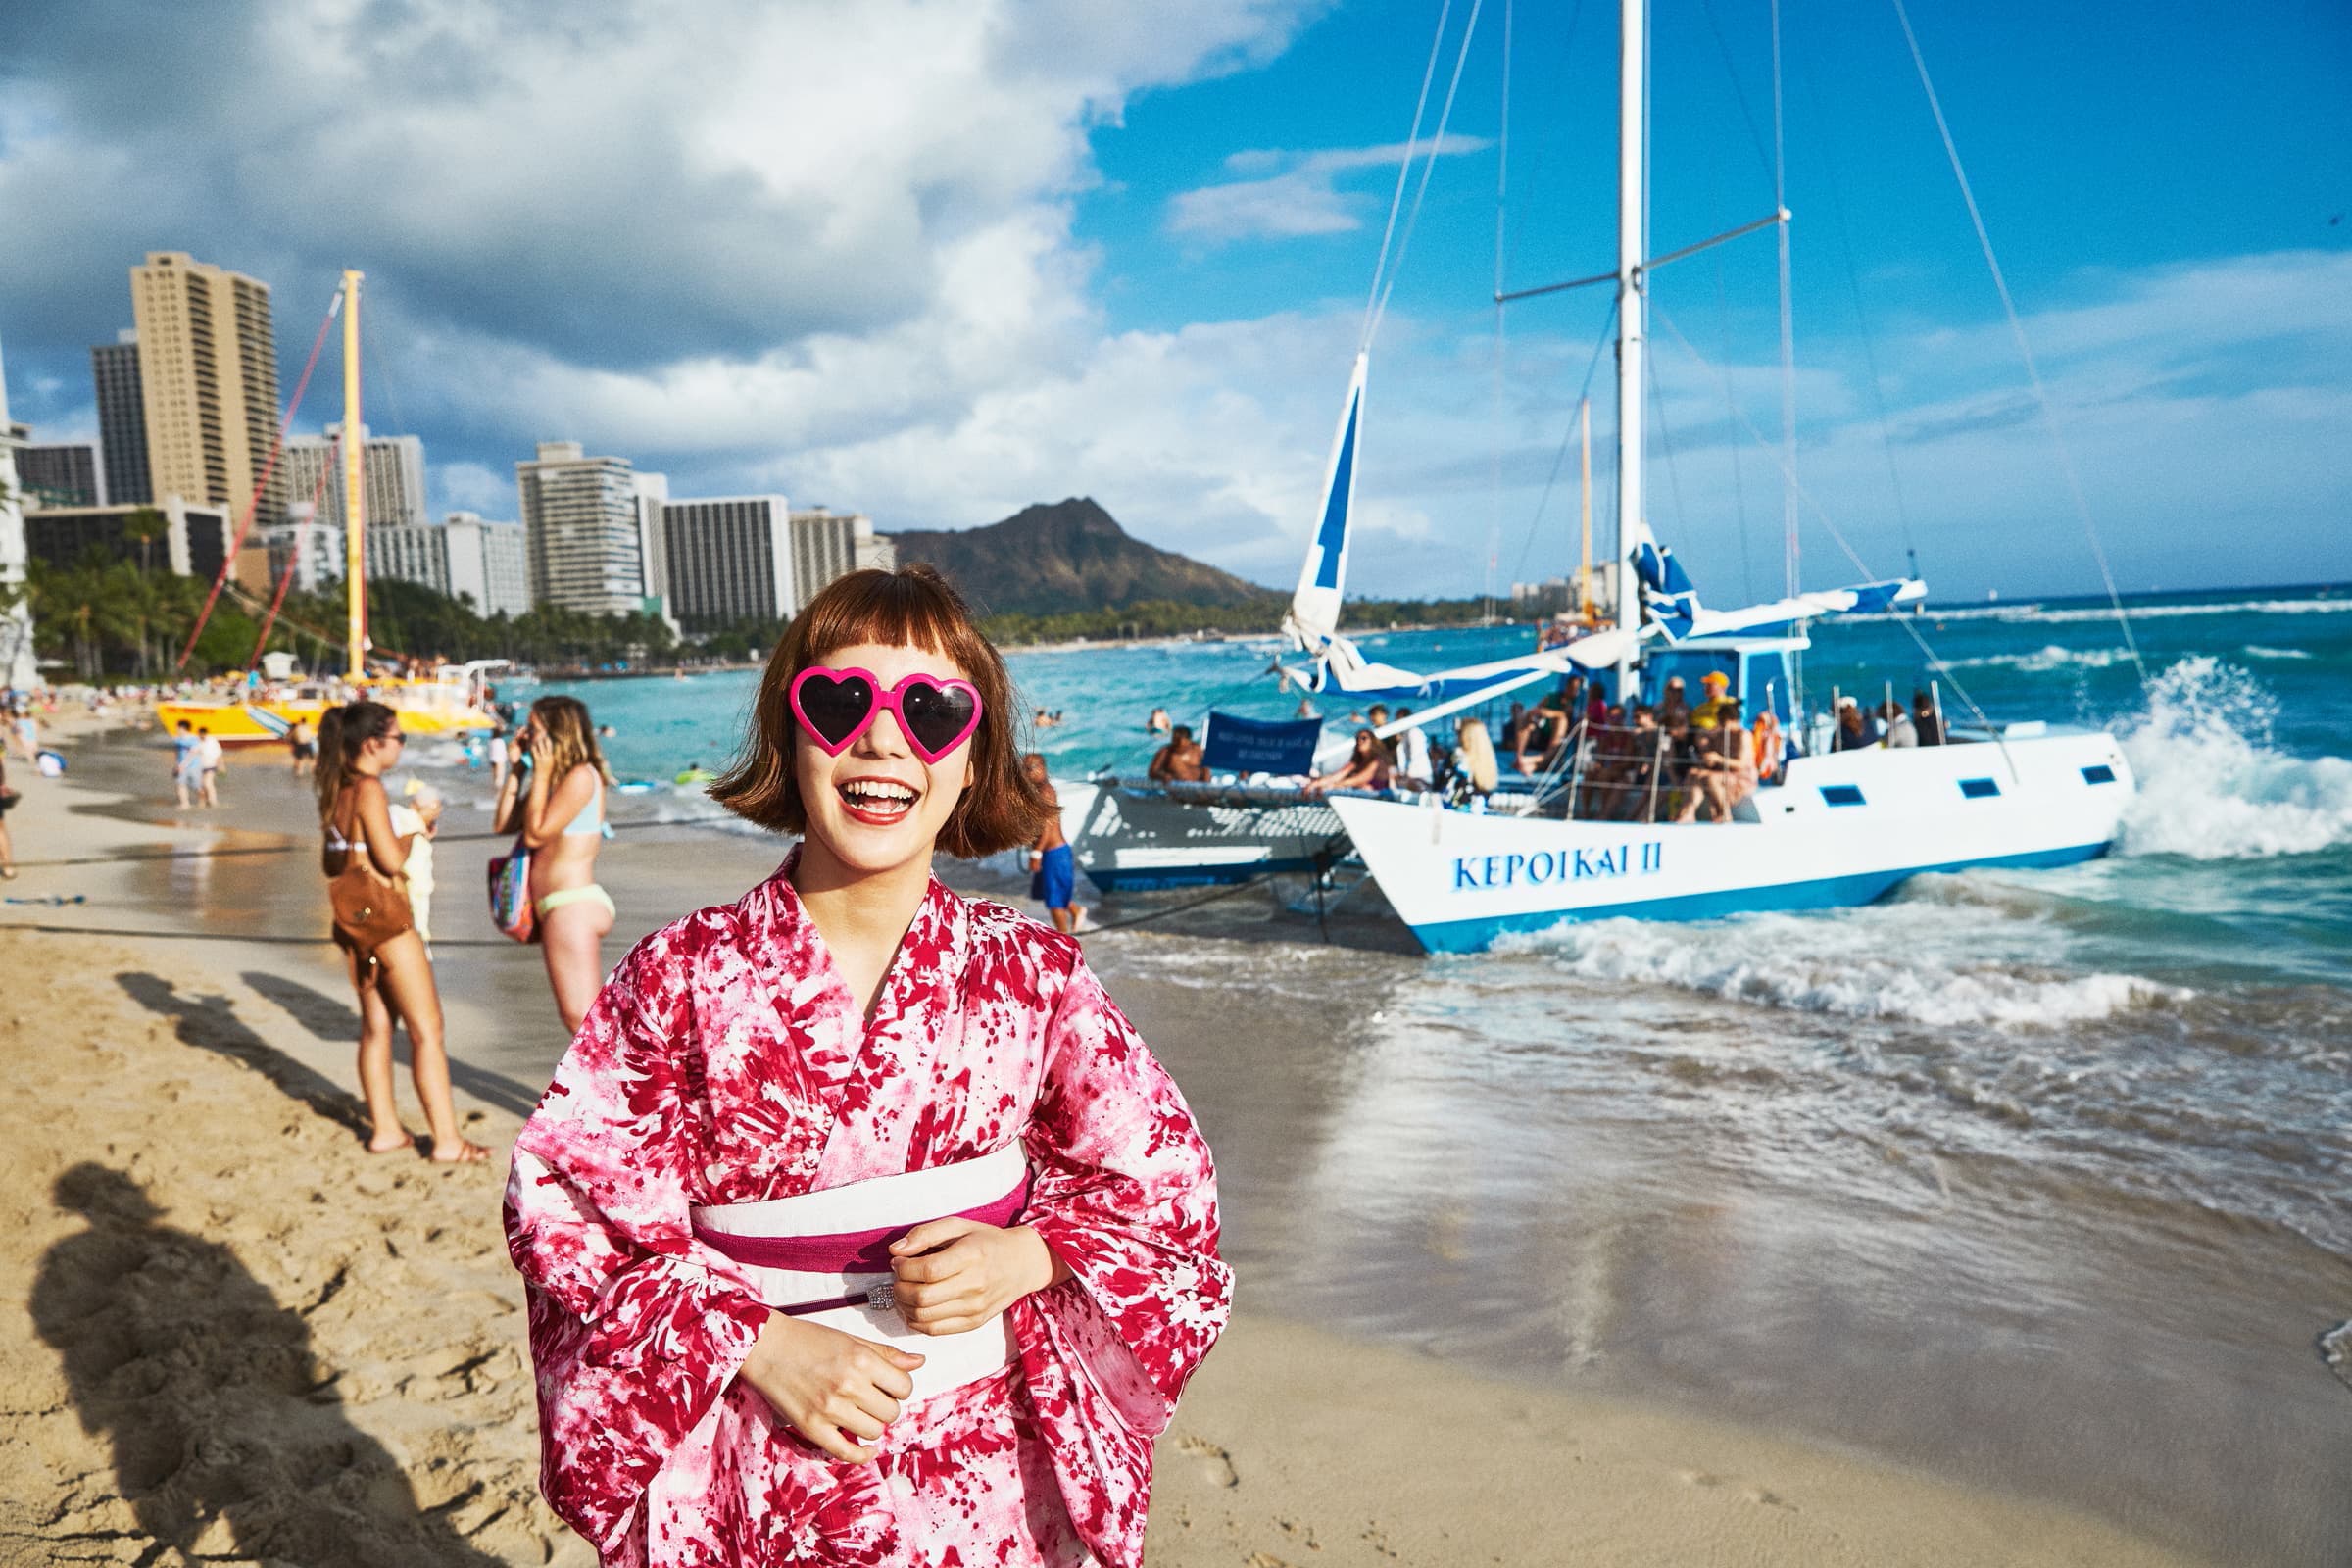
[{"left": 753, "top": 845, "right": 970, "bottom": 1002}]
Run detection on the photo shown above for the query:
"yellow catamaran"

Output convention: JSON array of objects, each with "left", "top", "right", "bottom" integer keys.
[{"left": 156, "top": 270, "right": 502, "bottom": 745}]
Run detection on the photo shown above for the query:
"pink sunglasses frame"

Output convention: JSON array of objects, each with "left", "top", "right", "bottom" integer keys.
[{"left": 787, "top": 665, "right": 985, "bottom": 764}]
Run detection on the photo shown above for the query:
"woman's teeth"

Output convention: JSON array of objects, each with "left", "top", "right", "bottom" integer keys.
[{"left": 840, "top": 779, "right": 918, "bottom": 818}]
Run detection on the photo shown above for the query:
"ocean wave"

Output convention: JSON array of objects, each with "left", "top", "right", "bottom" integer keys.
[
  {"left": 2115, "top": 658, "right": 2352, "bottom": 860},
  {"left": 1931, "top": 644, "right": 2131, "bottom": 673},
  {"left": 2241, "top": 645, "right": 2317, "bottom": 661},
  {"left": 1868, "top": 594, "right": 2352, "bottom": 626},
  {"left": 1496, "top": 905, "right": 2188, "bottom": 1029}
]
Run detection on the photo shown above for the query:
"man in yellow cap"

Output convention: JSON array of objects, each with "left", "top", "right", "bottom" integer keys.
[{"left": 1690, "top": 669, "right": 1736, "bottom": 730}]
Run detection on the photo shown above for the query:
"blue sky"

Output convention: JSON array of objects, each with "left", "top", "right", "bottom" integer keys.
[{"left": 2, "top": 0, "right": 2345, "bottom": 603}]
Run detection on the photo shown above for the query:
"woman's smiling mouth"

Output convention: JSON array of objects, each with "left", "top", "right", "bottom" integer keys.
[{"left": 837, "top": 775, "right": 921, "bottom": 825}]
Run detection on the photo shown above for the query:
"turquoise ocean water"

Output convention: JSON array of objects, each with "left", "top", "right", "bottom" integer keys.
[{"left": 454, "top": 582, "right": 2352, "bottom": 1562}]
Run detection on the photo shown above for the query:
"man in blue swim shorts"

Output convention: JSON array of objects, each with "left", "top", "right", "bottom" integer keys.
[{"left": 1022, "top": 752, "right": 1085, "bottom": 935}]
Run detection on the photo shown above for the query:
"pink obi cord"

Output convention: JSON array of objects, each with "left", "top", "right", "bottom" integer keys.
[{"left": 693, "top": 1173, "right": 1033, "bottom": 1302}]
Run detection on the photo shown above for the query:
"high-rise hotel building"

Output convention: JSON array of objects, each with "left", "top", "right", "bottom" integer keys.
[
  {"left": 128, "top": 252, "right": 285, "bottom": 528},
  {"left": 515, "top": 441, "right": 657, "bottom": 617},
  {"left": 90, "top": 331, "right": 150, "bottom": 507},
  {"left": 660, "top": 496, "right": 794, "bottom": 631},
  {"left": 282, "top": 422, "right": 428, "bottom": 531}
]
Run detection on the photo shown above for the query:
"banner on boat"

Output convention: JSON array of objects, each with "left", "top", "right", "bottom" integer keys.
[{"left": 1201, "top": 711, "right": 1322, "bottom": 776}]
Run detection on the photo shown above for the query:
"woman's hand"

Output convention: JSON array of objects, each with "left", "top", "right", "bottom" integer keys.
[
  {"left": 889, "top": 1219, "right": 1068, "bottom": 1336},
  {"left": 735, "top": 1313, "right": 924, "bottom": 1464}
]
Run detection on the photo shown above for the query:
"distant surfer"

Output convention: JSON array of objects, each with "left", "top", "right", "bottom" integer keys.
[{"left": 1022, "top": 752, "right": 1086, "bottom": 935}]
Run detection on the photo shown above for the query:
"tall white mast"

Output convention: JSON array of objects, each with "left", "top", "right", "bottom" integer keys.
[{"left": 1613, "top": 0, "right": 1646, "bottom": 639}]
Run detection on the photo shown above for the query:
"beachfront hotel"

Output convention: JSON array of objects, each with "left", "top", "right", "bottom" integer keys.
[
  {"left": 514, "top": 440, "right": 662, "bottom": 619},
  {"left": 90, "top": 330, "right": 150, "bottom": 508},
  {"left": 126, "top": 251, "right": 286, "bottom": 531},
  {"left": 658, "top": 495, "right": 794, "bottom": 631},
  {"left": 367, "top": 512, "right": 532, "bottom": 619},
  {"left": 281, "top": 422, "right": 429, "bottom": 533}
]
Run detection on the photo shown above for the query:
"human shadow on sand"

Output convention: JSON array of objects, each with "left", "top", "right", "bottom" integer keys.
[
  {"left": 115, "top": 969, "right": 371, "bottom": 1141},
  {"left": 32, "top": 1163, "right": 506, "bottom": 1567},
  {"left": 237, "top": 968, "right": 545, "bottom": 1120}
]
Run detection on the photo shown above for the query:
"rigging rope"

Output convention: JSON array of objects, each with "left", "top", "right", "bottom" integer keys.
[
  {"left": 1507, "top": 299, "right": 1618, "bottom": 584},
  {"left": 1886, "top": 0, "right": 2147, "bottom": 686},
  {"left": 248, "top": 434, "right": 339, "bottom": 670},
  {"left": 1368, "top": 0, "right": 1487, "bottom": 345},
  {"left": 1362, "top": 1, "right": 1453, "bottom": 351},
  {"left": 174, "top": 288, "right": 343, "bottom": 671}
]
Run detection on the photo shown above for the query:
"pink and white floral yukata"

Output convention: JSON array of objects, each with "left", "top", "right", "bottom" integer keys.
[{"left": 503, "top": 855, "right": 1231, "bottom": 1567}]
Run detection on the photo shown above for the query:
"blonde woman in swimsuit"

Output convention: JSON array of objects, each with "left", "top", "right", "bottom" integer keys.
[{"left": 496, "top": 695, "right": 615, "bottom": 1033}]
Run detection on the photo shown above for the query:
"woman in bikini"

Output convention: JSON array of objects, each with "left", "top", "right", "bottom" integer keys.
[
  {"left": 504, "top": 564, "right": 1228, "bottom": 1565},
  {"left": 317, "top": 702, "right": 487, "bottom": 1162},
  {"left": 495, "top": 695, "right": 616, "bottom": 1034}
]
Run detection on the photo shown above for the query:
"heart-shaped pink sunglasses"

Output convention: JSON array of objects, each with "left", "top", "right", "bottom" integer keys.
[{"left": 788, "top": 666, "right": 984, "bottom": 764}]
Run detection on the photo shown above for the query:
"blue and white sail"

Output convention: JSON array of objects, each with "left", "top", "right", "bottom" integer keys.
[
  {"left": 1281, "top": 352, "right": 1367, "bottom": 660},
  {"left": 1627, "top": 515, "right": 1702, "bottom": 638}
]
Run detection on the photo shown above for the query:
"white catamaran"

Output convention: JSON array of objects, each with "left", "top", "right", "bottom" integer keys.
[{"left": 1321, "top": 0, "right": 2134, "bottom": 953}]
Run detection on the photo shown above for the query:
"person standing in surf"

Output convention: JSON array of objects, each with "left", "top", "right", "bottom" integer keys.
[
  {"left": 504, "top": 564, "right": 1229, "bottom": 1566},
  {"left": 494, "top": 696, "right": 616, "bottom": 1034}
]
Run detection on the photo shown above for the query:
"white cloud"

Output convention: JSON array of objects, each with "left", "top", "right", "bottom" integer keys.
[{"left": 1166, "top": 134, "right": 1493, "bottom": 242}]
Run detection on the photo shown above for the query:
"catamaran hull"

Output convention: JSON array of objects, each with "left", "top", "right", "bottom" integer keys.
[
  {"left": 1330, "top": 730, "right": 2134, "bottom": 954},
  {"left": 1070, "top": 782, "right": 1347, "bottom": 892}
]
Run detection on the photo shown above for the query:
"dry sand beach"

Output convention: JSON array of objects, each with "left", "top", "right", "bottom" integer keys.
[{"left": 0, "top": 721, "right": 2222, "bottom": 1566}]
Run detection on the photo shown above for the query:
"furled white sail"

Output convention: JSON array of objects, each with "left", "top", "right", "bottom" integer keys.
[{"left": 1281, "top": 352, "right": 1368, "bottom": 656}]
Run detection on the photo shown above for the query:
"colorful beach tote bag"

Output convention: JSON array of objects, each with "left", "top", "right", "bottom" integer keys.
[{"left": 486, "top": 837, "right": 536, "bottom": 943}]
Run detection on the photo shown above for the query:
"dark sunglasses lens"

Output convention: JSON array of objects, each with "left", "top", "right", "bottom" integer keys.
[
  {"left": 898, "top": 682, "right": 978, "bottom": 753},
  {"left": 795, "top": 672, "right": 876, "bottom": 746}
]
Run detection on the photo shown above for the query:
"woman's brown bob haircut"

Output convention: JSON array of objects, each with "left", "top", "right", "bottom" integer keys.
[{"left": 710, "top": 564, "right": 1053, "bottom": 858}]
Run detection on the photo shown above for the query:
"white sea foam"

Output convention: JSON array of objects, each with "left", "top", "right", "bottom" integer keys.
[
  {"left": 2115, "top": 658, "right": 2352, "bottom": 860},
  {"left": 1859, "top": 595, "right": 2352, "bottom": 626},
  {"left": 1931, "top": 644, "right": 2132, "bottom": 673},
  {"left": 1497, "top": 905, "right": 2187, "bottom": 1029},
  {"left": 2324, "top": 1321, "right": 2352, "bottom": 1394},
  {"left": 2240, "top": 645, "right": 2316, "bottom": 661}
]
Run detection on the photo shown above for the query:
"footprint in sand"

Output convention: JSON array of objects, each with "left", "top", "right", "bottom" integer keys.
[
  {"left": 1173, "top": 1433, "right": 1238, "bottom": 1488},
  {"left": 1678, "top": 1469, "right": 1787, "bottom": 1507}
]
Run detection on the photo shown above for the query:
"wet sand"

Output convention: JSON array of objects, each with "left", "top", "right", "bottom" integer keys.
[{"left": 0, "top": 722, "right": 2272, "bottom": 1565}]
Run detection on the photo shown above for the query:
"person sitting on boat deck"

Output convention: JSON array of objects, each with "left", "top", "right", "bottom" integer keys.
[
  {"left": 1677, "top": 696, "right": 1758, "bottom": 823},
  {"left": 1750, "top": 705, "right": 1786, "bottom": 786},
  {"left": 1832, "top": 694, "right": 1881, "bottom": 751},
  {"left": 1148, "top": 724, "right": 1209, "bottom": 784},
  {"left": 1912, "top": 689, "right": 1944, "bottom": 746},
  {"left": 1444, "top": 717, "right": 1500, "bottom": 806},
  {"left": 1690, "top": 670, "right": 1736, "bottom": 729},
  {"left": 1609, "top": 704, "right": 1669, "bottom": 820},
  {"left": 1147, "top": 706, "right": 1172, "bottom": 734},
  {"left": 1391, "top": 708, "right": 1435, "bottom": 790},
  {"left": 1655, "top": 675, "right": 1692, "bottom": 735},
  {"left": 1879, "top": 698, "right": 1919, "bottom": 748},
  {"left": 1514, "top": 692, "right": 1574, "bottom": 775},
  {"left": 1304, "top": 728, "right": 1394, "bottom": 797}
]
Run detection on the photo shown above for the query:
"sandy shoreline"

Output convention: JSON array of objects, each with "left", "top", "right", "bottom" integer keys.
[{"left": 0, "top": 725, "right": 2221, "bottom": 1566}]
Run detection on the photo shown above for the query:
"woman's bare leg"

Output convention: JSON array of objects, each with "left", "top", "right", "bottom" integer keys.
[
  {"left": 539, "top": 898, "right": 614, "bottom": 1036},
  {"left": 347, "top": 949, "right": 409, "bottom": 1152},
  {"left": 373, "top": 930, "right": 486, "bottom": 1162}
]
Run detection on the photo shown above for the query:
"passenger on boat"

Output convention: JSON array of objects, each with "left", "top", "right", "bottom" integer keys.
[
  {"left": 1391, "top": 708, "right": 1435, "bottom": 789},
  {"left": 1148, "top": 724, "right": 1209, "bottom": 784},
  {"left": 1446, "top": 717, "right": 1500, "bottom": 805},
  {"left": 1912, "top": 690, "right": 1944, "bottom": 746},
  {"left": 1879, "top": 699, "right": 1918, "bottom": 749},
  {"left": 1515, "top": 692, "right": 1573, "bottom": 775},
  {"left": 1691, "top": 670, "right": 1735, "bottom": 729},
  {"left": 1678, "top": 696, "right": 1758, "bottom": 823},
  {"left": 1833, "top": 695, "right": 1882, "bottom": 751},
  {"left": 1656, "top": 676, "right": 1692, "bottom": 735},
  {"left": 1751, "top": 708, "right": 1786, "bottom": 785},
  {"left": 1304, "top": 729, "right": 1394, "bottom": 797}
]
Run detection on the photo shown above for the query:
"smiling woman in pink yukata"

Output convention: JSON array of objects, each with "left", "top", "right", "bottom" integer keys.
[{"left": 503, "top": 564, "right": 1232, "bottom": 1567}]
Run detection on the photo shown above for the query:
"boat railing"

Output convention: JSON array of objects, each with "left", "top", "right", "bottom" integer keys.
[{"left": 1532, "top": 718, "right": 1763, "bottom": 825}]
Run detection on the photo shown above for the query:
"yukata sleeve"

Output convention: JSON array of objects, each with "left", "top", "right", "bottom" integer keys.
[
  {"left": 1012, "top": 946, "right": 1233, "bottom": 1568},
  {"left": 503, "top": 934, "right": 771, "bottom": 1559}
]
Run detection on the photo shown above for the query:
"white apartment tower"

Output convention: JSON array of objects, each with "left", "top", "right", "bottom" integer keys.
[
  {"left": 660, "top": 495, "right": 793, "bottom": 631},
  {"left": 282, "top": 422, "right": 428, "bottom": 532},
  {"left": 515, "top": 441, "right": 652, "bottom": 617}
]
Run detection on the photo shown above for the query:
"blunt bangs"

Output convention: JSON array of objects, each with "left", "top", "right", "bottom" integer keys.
[{"left": 710, "top": 564, "right": 1053, "bottom": 859}]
